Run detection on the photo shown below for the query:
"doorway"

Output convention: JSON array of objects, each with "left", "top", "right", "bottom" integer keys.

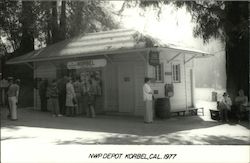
[{"left": 118, "top": 62, "right": 134, "bottom": 113}]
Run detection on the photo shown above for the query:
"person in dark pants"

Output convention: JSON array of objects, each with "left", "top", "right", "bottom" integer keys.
[
  {"left": 57, "top": 76, "right": 67, "bottom": 115},
  {"left": 86, "top": 79, "right": 96, "bottom": 118},
  {"left": 39, "top": 78, "right": 48, "bottom": 112},
  {"left": 48, "top": 79, "right": 62, "bottom": 117},
  {"left": 235, "top": 89, "right": 248, "bottom": 123},
  {"left": 6, "top": 77, "right": 13, "bottom": 118},
  {"left": 219, "top": 92, "right": 232, "bottom": 123}
]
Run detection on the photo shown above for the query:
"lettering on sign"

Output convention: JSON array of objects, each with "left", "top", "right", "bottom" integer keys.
[{"left": 67, "top": 59, "right": 107, "bottom": 69}]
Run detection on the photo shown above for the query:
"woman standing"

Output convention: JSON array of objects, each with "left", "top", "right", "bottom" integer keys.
[{"left": 66, "top": 77, "right": 76, "bottom": 117}]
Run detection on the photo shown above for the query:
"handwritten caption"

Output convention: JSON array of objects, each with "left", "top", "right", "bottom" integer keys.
[{"left": 89, "top": 153, "right": 177, "bottom": 160}]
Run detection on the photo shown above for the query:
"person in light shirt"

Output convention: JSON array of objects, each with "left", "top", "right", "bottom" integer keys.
[
  {"left": 219, "top": 92, "right": 232, "bottom": 122},
  {"left": 143, "top": 77, "right": 153, "bottom": 123}
]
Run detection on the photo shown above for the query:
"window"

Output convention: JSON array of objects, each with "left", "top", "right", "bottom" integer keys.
[
  {"left": 172, "top": 64, "right": 181, "bottom": 83},
  {"left": 154, "top": 63, "right": 164, "bottom": 82}
]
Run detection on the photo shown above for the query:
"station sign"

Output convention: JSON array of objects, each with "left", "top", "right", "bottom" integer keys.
[
  {"left": 67, "top": 59, "right": 107, "bottom": 69},
  {"left": 149, "top": 50, "right": 160, "bottom": 66}
]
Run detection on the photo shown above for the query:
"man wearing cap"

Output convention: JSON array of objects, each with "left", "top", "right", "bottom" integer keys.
[
  {"left": 7, "top": 77, "right": 19, "bottom": 120},
  {"left": 219, "top": 92, "right": 232, "bottom": 122}
]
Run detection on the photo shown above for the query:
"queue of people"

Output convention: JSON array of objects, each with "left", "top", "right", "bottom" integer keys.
[
  {"left": 218, "top": 89, "right": 249, "bottom": 123},
  {"left": 39, "top": 75, "right": 98, "bottom": 118}
]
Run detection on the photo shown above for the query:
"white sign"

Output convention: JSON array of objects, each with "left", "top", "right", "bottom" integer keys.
[{"left": 67, "top": 59, "right": 107, "bottom": 69}]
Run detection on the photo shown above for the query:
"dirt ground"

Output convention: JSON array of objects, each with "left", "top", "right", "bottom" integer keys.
[{"left": 1, "top": 107, "right": 249, "bottom": 163}]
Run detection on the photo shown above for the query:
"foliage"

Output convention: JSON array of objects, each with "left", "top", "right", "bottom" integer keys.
[
  {"left": 0, "top": 0, "right": 119, "bottom": 54},
  {"left": 119, "top": 1, "right": 249, "bottom": 97}
]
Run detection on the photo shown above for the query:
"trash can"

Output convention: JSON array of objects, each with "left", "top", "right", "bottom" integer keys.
[
  {"left": 210, "top": 109, "right": 220, "bottom": 120},
  {"left": 155, "top": 98, "right": 171, "bottom": 118}
]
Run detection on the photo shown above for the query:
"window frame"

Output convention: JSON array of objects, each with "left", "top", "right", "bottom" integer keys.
[
  {"left": 154, "top": 63, "right": 164, "bottom": 83},
  {"left": 172, "top": 63, "right": 181, "bottom": 83}
]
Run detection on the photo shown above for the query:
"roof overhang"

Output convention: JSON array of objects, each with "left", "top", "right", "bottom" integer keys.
[
  {"left": 6, "top": 47, "right": 150, "bottom": 65},
  {"left": 7, "top": 46, "right": 212, "bottom": 65}
]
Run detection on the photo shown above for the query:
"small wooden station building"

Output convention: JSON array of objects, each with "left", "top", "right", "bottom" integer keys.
[{"left": 7, "top": 29, "right": 212, "bottom": 116}]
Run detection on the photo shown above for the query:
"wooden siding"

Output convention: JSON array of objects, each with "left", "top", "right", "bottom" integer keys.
[
  {"left": 104, "top": 52, "right": 146, "bottom": 116},
  {"left": 147, "top": 49, "right": 194, "bottom": 111}
]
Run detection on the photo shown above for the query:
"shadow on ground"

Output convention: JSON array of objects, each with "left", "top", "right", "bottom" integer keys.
[
  {"left": 54, "top": 134, "right": 250, "bottom": 145},
  {"left": 1, "top": 108, "right": 249, "bottom": 145},
  {"left": 1, "top": 108, "right": 222, "bottom": 136}
]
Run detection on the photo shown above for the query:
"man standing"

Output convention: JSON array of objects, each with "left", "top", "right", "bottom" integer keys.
[
  {"left": 219, "top": 92, "right": 232, "bottom": 122},
  {"left": 38, "top": 78, "right": 48, "bottom": 112},
  {"left": 73, "top": 77, "right": 82, "bottom": 115},
  {"left": 143, "top": 77, "right": 153, "bottom": 123},
  {"left": 57, "top": 76, "right": 67, "bottom": 115},
  {"left": 7, "top": 77, "right": 19, "bottom": 120}
]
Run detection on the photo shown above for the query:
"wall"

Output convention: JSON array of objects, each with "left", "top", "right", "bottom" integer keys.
[
  {"left": 147, "top": 48, "right": 194, "bottom": 111},
  {"left": 104, "top": 51, "right": 146, "bottom": 116}
]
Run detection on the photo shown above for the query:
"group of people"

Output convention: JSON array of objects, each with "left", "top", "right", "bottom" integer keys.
[
  {"left": 38, "top": 75, "right": 98, "bottom": 118},
  {"left": 218, "top": 89, "right": 248, "bottom": 123},
  {"left": 143, "top": 77, "right": 249, "bottom": 124},
  {"left": 0, "top": 77, "right": 20, "bottom": 120}
]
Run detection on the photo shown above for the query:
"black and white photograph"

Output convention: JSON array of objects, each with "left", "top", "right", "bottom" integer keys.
[{"left": 0, "top": 0, "right": 249, "bottom": 163}]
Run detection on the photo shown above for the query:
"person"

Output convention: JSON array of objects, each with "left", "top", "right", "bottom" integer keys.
[
  {"left": 73, "top": 77, "right": 82, "bottom": 115},
  {"left": 235, "top": 89, "right": 248, "bottom": 122},
  {"left": 80, "top": 78, "right": 88, "bottom": 116},
  {"left": 48, "top": 79, "right": 61, "bottom": 117},
  {"left": 57, "top": 76, "right": 68, "bottom": 115},
  {"left": 86, "top": 79, "right": 96, "bottom": 118},
  {"left": 219, "top": 92, "right": 232, "bottom": 122},
  {"left": 143, "top": 77, "right": 153, "bottom": 123},
  {"left": 7, "top": 77, "right": 19, "bottom": 120},
  {"left": 5, "top": 77, "right": 12, "bottom": 118},
  {"left": 66, "top": 77, "right": 76, "bottom": 117},
  {"left": 0, "top": 77, "right": 8, "bottom": 107},
  {"left": 38, "top": 78, "right": 48, "bottom": 112}
]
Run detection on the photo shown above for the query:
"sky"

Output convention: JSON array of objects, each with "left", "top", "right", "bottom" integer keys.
[
  {"left": 108, "top": 2, "right": 226, "bottom": 90},
  {"left": 109, "top": 1, "right": 224, "bottom": 54}
]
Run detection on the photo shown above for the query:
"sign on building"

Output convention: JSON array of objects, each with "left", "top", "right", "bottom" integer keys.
[
  {"left": 149, "top": 50, "right": 160, "bottom": 66},
  {"left": 67, "top": 59, "right": 107, "bottom": 69}
]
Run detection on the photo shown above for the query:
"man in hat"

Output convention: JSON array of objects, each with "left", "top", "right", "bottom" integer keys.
[
  {"left": 7, "top": 77, "right": 19, "bottom": 120},
  {"left": 219, "top": 92, "right": 232, "bottom": 122}
]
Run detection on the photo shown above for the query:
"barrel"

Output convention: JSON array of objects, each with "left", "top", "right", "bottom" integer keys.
[{"left": 155, "top": 98, "right": 171, "bottom": 118}]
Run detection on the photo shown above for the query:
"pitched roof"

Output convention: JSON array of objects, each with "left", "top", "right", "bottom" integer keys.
[{"left": 7, "top": 29, "right": 211, "bottom": 64}]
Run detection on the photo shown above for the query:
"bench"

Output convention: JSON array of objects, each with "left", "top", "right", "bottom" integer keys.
[
  {"left": 171, "top": 108, "right": 204, "bottom": 116},
  {"left": 171, "top": 110, "right": 186, "bottom": 116}
]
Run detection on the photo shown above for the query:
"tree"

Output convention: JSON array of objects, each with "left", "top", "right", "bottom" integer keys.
[{"left": 120, "top": 1, "right": 249, "bottom": 99}]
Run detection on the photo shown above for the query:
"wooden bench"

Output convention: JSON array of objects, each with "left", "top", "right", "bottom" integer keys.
[
  {"left": 171, "top": 110, "right": 186, "bottom": 116},
  {"left": 171, "top": 108, "right": 204, "bottom": 116}
]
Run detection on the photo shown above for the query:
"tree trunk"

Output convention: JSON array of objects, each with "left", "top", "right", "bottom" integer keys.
[
  {"left": 19, "top": 1, "right": 35, "bottom": 56},
  {"left": 59, "top": 1, "right": 66, "bottom": 40},
  {"left": 225, "top": 2, "right": 249, "bottom": 100},
  {"left": 51, "top": 1, "right": 60, "bottom": 43}
]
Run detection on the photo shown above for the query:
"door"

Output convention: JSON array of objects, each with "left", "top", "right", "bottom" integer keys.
[{"left": 118, "top": 62, "right": 134, "bottom": 113}]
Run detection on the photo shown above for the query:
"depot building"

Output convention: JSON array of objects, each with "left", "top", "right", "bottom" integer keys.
[{"left": 7, "top": 29, "right": 212, "bottom": 116}]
